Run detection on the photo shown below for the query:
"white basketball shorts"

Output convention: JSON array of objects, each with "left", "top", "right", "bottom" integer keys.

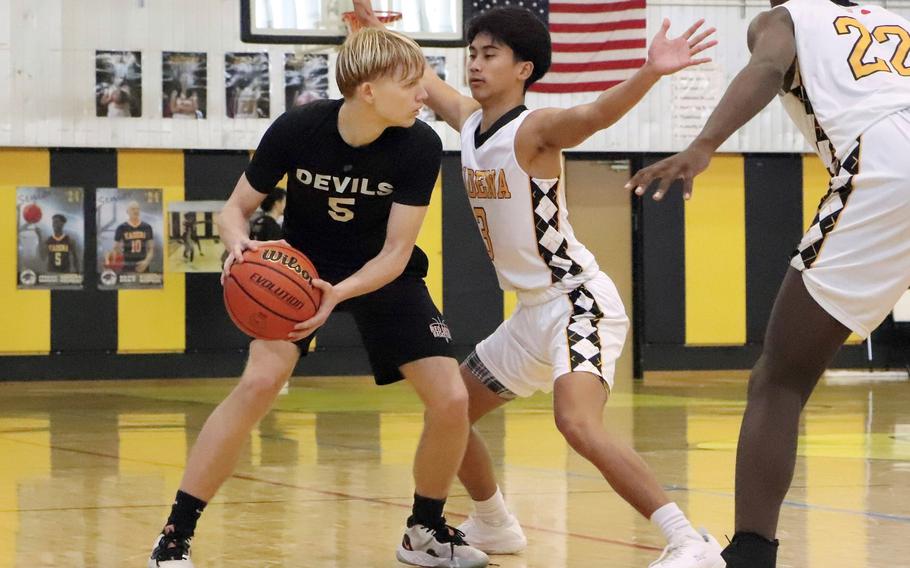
[
  {"left": 470, "top": 271, "right": 629, "bottom": 398},
  {"left": 791, "top": 108, "right": 910, "bottom": 338}
]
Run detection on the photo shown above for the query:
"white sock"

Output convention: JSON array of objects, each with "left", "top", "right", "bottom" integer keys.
[
  {"left": 650, "top": 502, "right": 700, "bottom": 543},
  {"left": 473, "top": 487, "right": 511, "bottom": 526}
]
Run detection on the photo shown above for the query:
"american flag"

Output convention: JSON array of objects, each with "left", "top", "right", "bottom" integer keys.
[{"left": 467, "top": 0, "right": 648, "bottom": 93}]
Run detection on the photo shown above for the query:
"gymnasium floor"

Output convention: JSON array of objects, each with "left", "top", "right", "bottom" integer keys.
[{"left": 0, "top": 374, "right": 907, "bottom": 567}]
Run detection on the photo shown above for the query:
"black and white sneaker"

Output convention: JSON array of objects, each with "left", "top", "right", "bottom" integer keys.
[
  {"left": 148, "top": 530, "right": 194, "bottom": 567},
  {"left": 397, "top": 517, "right": 489, "bottom": 568}
]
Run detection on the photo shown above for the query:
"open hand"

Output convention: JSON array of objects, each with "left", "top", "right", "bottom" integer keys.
[
  {"left": 625, "top": 145, "right": 712, "bottom": 201},
  {"left": 646, "top": 18, "right": 717, "bottom": 76}
]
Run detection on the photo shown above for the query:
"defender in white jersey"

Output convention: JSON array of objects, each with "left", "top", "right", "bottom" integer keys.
[
  {"left": 628, "top": 0, "right": 910, "bottom": 566},
  {"left": 354, "top": 3, "right": 724, "bottom": 568}
]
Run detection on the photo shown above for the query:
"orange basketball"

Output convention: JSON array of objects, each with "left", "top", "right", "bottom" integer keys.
[
  {"left": 223, "top": 244, "right": 321, "bottom": 340},
  {"left": 22, "top": 203, "right": 42, "bottom": 224},
  {"left": 105, "top": 250, "right": 124, "bottom": 272}
]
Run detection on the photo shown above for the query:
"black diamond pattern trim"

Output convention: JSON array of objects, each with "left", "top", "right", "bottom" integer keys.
[
  {"left": 530, "top": 179, "right": 584, "bottom": 284},
  {"left": 566, "top": 285, "right": 604, "bottom": 374},
  {"left": 790, "top": 140, "right": 861, "bottom": 269}
]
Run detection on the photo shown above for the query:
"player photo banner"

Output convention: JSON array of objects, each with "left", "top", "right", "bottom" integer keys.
[
  {"left": 95, "top": 50, "right": 142, "bottom": 118},
  {"left": 225, "top": 52, "right": 269, "bottom": 119},
  {"left": 166, "top": 201, "right": 225, "bottom": 273},
  {"left": 163, "top": 52, "right": 207, "bottom": 119},
  {"left": 17, "top": 187, "right": 86, "bottom": 290},
  {"left": 284, "top": 53, "right": 329, "bottom": 110},
  {"left": 419, "top": 56, "right": 446, "bottom": 122},
  {"left": 96, "top": 188, "right": 164, "bottom": 290}
]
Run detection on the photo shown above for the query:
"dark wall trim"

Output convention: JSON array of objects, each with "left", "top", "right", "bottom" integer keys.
[
  {"left": 744, "top": 155, "right": 803, "bottom": 343},
  {"left": 638, "top": 155, "right": 686, "bottom": 345},
  {"left": 49, "top": 149, "right": 119, "bottom": 353},
  {"left": 0, "top": 343, "right": 478, "bottom": 381}
]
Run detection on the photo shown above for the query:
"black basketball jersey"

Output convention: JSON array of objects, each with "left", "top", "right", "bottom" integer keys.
[
  {"left": 46, "top": 234, "right": 73, "bottom": 273},
  {"left": 249, "top": 214, "right": 283, "bottom": 242},
  {"left": 244, "top": 99, "right": 442, "bottom": 282},
  {"left": 115, "top": 221, "right": 154, "bottom": 264}
]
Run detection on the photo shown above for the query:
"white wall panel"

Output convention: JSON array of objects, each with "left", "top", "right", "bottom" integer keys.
[
  {"left": 2, "top": 0, "right": 910, "bottom": 151},
  {"left": 0, "top": 0, "right": 10, "bottom": 146}
]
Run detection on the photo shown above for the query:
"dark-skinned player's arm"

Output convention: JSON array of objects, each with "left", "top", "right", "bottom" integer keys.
[
  {"left": 626, "top": 8, "right": 796, "bottom": 201},
  {"left": 218, "top": 174, "right": 288, "bottom": 284},
  {"left": 351, "top": 0, "right": 480, "bottom": 131},
  {"left": 289, "top": 203, "right": 428, "bottom": 339},
  {"left": 523, "top": 18, "right": 716, "bottom": 151}
]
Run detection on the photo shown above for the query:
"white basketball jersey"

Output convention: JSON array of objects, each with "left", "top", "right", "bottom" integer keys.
[
  {"left": 460, "top": 108, "right": 598, "bottom": 297},
  {"left": 779, "top": 0, "right": 910, "bottom": 171}
]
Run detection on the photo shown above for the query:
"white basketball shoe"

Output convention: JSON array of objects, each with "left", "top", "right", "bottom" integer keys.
[
  {"left": 649, "top": 530, "right": 725, "bottom": 568},
  {"left": 457, "top": 512, "right": 527, "bottom": 554},
  {"left": 397, "top": 518, "right": 489, "bottom": 568}
]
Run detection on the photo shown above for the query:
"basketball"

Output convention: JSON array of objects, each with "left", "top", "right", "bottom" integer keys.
[
  {"left": 223, "top": 243, "right": 321, "bottom": 340},
  {"left": 22, "top": 203, "right": 42, "bottom": 224},
  {"left": 104, "top": 250, "right": 124, "bottom": 272}
]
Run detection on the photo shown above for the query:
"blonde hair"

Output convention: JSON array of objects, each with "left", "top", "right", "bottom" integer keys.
[{"left": 336, "top": 27, "right": 425, "bottom": 97}]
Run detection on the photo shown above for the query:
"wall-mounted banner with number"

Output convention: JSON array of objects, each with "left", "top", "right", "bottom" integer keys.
[
  {"left": 95, "top": 188, "right": 164, "bottom": 290},
  {"left": 16, "top": 187, "right": 86, "bottom": 290}
]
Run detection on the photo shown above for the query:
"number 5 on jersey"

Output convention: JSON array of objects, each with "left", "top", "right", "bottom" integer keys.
[{"left": 329, "top": 197, "right": 355, "bottom": 222}]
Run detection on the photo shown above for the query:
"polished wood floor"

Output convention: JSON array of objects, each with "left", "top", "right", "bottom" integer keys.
[{"left": 0, "top": 373, "right": 907, "bottom": 567}]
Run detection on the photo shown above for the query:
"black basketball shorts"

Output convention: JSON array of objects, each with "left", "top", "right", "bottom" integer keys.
[{"left": 295, "top": 276, "right": 454, "bottom": 385}]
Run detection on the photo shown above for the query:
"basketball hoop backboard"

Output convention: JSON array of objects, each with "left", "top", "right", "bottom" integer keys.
[{"left": 241, "top": 0, "right": 467, "bottom": 47}]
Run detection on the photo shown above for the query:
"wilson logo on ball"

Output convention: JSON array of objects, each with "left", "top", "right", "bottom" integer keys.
[
  {"left": 260, "top": 249, "right": 315, "bottom": 285},
  {"left": 249, "top": 273, "right": 306, "bottom": 310},
  {"left": 224, "top": 244, "right": 321, "bottom": 341}
]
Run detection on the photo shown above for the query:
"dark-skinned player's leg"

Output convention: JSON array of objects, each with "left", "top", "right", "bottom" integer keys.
[{"left": 721, "top": 268, "right": 850, "bottom": 568}]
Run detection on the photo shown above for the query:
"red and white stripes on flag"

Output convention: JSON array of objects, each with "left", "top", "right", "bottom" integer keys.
[{"left": 531, "top": 0, "right": 647, "bottom": 94}]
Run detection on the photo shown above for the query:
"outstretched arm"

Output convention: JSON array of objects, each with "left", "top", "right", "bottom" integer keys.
[
  {"left": 627, "top": 8, "right": 796, "bottom": 200},
  {"left": 522, "top": 18, "right": 716, "bottom": 150},
  {"left": 351, "top": 0, "right": 480, "bottom": 131}
]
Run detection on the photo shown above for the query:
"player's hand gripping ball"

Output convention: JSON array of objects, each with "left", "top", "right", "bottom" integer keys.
[{"left": 223, "top": 244, "right": 322, "bottom": 340}]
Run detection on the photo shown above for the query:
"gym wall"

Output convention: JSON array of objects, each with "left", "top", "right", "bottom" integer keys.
[
  {"left": 1, "top": 149, "right": 901, "bottom": 380},
  {"left": 11, "top": 0, "right": 910, "bottom": 153}
]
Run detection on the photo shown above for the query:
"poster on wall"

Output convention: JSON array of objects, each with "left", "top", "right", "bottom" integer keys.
[
  {"left": 96, "top": 188, "right": 164, "bottom": 290},
  {"left": 95, "top": 50, "right": 142, "bottom": 118},
  {"left": 166, "top": 201, "right": 225, "bottom": 273},
  {"left": 419, "top": 56, "right": 446, "bottom": 122},
  {"left": 16, "top": 187, "right": 85, "bottom": 290},
  {"left": 225, "top": 52, "right": 270, "bottom": 118},
  {"left": 163, "top": 52, "right": 207, "bottom": 119},
  {"left": 671, "top": 62, "right": 725, "bottom": 143},
  {"left": 284, "top": 53, "right": 329, "bottom": 109}
]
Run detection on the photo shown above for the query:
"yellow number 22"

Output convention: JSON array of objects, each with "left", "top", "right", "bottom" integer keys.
[{"left": 835, "top": 16, "right": 910, "bottom": 79}]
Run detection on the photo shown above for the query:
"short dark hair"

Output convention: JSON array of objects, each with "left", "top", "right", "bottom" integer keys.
[
  {"left": 52, "top": 213, "right": 67, "bottom": 223},
  {"left": 260, "top": 187, "right": 286, "bottom": 213},
  {"left": 829, "top": 0, "right": 858, "bottom": 5},
  {"left": 467, "top": 7, "right": 551, "bottom": 91}
]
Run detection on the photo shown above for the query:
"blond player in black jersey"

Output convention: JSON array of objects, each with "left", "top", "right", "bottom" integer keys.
[{"left": 148, "top": 28, "right": 487, "bottom": 568}]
